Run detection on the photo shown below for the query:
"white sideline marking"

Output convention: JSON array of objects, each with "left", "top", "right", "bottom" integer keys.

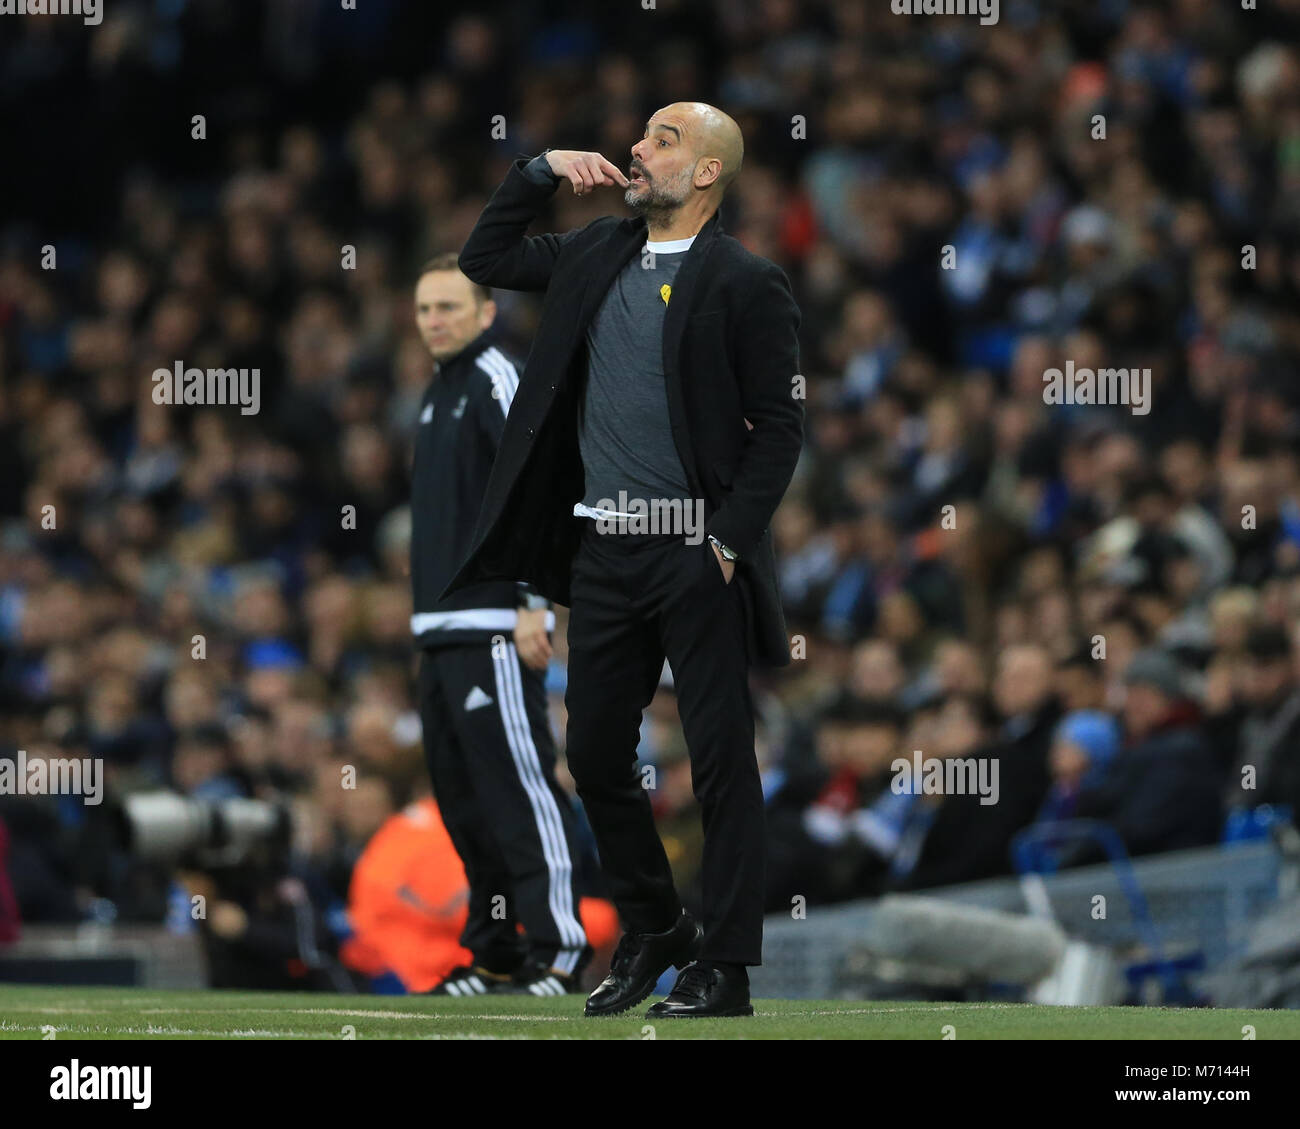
[
  {"left": 0, "top": 1022, "right": 316, "bottom": 1038},
  {"left": 448, "top": 1014, "right": 570, "bottom": 1021},
  {"left": 139, "top": 1007, "right": 437, "bottom": 1021},
  {"left": 1, "top": 1020, "right": 587, "bottom": 1040},
  {"left": 136, "top": 1007, "right": 573, "bottom": 1021},
  {"left": 18, "top": 1007, "right": 115, "bottom": 1015},
  {"left": 415, "top": 1033, "right": 582, "bottom": 1040}
]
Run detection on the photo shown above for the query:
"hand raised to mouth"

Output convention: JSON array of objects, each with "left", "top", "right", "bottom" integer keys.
[{"left": 543, "top": 150, "right": 631, "bottom": 196}]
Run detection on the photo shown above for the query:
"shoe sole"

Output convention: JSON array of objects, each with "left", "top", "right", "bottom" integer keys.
[
  {"left": 584, "top": 982, "right": 657, "bottom": 1017},
  {"left": 583, "top": 924, "right": 704, "bottom": 1017},
  {"left": 647, "top": 1004, "right": 755, "bottom": 1018}
]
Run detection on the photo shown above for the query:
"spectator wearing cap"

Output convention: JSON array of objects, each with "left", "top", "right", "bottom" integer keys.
[
  {"left": 1034, "top": 710, "right": 1122, "bottom": 828},
  {"left": 242, "top": 639, "right": 308, "bottom": 714},
  {"left": 1225, "top": 625, "right": 1300, "bottom": 820},
  {"left": 1057, "top": 649, "right": 1222, "bottom": 867}
]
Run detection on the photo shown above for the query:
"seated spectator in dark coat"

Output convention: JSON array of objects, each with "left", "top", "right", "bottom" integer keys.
[
  {"left": 1059, "top": 649, "right": 1222, "bottom": 867},
  {"left": 1225, "top": 624, "right": 1300, "bottom": 820},
  {"left": 896, "top": 644, "right": 1058, "bottom": 890},
  {"left": 883, "top": 693, "right": 994, "bottom": 887}
]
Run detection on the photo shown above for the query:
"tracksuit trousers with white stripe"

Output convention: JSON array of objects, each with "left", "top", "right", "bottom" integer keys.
[
  {"left": 418, "top": 641, "right": 589, "bottom": 974},
  {"left": 564, "top": 521, "right": 764, "bottom": 966}
]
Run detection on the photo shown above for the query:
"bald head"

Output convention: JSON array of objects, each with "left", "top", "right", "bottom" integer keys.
[
  {"left": 628, "top": 102, "right": 744, "bottom": 221},
  {"left": 674, "top": 101, "right": 744, "bottom": 193},
  {"left": 658, "top": 102, "right": 743, "bottom": 193}
]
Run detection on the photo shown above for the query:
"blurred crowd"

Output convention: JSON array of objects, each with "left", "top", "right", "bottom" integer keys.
[{"left": 4, "top": 0, "right": 1300, "bottom": 985}]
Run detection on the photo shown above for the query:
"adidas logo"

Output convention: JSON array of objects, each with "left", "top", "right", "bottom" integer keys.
[
  {"left": 527, "top": 975, "right": 569, "bottom": 997},
  {"left": 464, "top": 686, "right": 494, "bottom": 712},
  {"left": 444, "top": 974, "right": 490, "bottom": 996}
]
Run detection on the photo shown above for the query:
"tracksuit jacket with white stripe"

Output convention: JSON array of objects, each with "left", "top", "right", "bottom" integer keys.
[{"left": 409, "top": 335, "right": 550, "bottom": 648}]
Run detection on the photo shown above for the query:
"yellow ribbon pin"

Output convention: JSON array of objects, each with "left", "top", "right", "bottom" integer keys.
[{"left": 660, "top": 284, "right": 671, "bottom": 306}]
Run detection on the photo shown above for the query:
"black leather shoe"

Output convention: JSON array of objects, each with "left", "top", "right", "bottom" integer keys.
[
  {"left": 584, "top": 912, "right": 703, "bottom": 1016},
  {"left": 645, "top": 961, "right": 754, "bottom": 1018}
]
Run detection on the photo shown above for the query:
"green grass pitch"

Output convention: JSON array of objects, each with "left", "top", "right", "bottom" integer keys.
[{"left": 2, "top": 985, "right": 1299, "bottom": 1039}]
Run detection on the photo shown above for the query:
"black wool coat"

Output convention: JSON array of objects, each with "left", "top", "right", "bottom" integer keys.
[{"left": 441, "top": 156, "right": 805, "bottom": 668}]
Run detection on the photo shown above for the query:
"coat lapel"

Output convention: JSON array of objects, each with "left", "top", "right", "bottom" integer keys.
[
  {"left": 660, "top": 209, "right": 723, "bottom": 497},
  {"left": 572, "top": 216, "right": 648, "bottom": 337},
  {"left": 660, "top": 208, "right": 722, "bottom": 371}
]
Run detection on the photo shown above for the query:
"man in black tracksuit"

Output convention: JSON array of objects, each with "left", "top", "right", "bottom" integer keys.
[{"left": 410, "top": 254, "right": 590, "bottom": 996}]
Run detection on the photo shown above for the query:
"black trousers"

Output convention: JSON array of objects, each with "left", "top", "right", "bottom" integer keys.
[
  {"left": 564, "top": 520, "right": 764, "bottom": 965},
  {"left": 418, "top": 640, "right": 588, "bottom": 973}
]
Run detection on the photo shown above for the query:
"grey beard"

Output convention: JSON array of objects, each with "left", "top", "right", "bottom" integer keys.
[
  {"left": 625, "top": 184, "right": 687, "bottom": 223},
  {"left": 625, "top": 168, "right": 692, "bottom": 216}
]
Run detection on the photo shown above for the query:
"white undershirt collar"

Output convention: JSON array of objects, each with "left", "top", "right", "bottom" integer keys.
[{"left": 644, "top": 234, "right": 697, "bottom": 254}]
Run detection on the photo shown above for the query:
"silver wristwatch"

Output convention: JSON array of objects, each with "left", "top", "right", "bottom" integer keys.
[{"left": 708, "top": 534, "right": 738, "bottom": 562}]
